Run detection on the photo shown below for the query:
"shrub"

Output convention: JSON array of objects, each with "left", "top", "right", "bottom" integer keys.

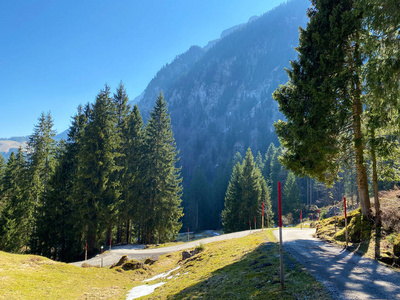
[{"left": 195, "top": 243, "right": 205, "bottom": 252}]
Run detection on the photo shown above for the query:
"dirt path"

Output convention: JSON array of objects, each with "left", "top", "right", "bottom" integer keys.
[
  {"left": 70, "top": 229, "right": 259, "bottom": 267},
  {"left": 273, "top": 228, "right": 400, "bottom": 299}
]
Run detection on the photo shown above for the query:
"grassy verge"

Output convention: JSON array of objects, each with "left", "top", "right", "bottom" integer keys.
[
  {"left": 315, "top": 208, "right": 400, "bottom": 267},
  {"left": 1, "top": 230, "right": 330, "bottom": 299},
  {"left": 139, "top": 229, "right": 329, "bottom": 299}
]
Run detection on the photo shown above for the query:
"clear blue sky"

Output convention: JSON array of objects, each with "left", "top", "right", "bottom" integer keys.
[{"left": 0, "top": 0, "right": 287, "bottom": 138}]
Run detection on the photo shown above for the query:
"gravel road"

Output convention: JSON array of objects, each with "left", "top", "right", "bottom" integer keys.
[
  {"left": 273, "top": 228, "right": 400, "bottom": 300},
  {"left": 70, "top": 229, "right": 258, "bottom": 268}
]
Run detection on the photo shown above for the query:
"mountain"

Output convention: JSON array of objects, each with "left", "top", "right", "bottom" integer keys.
[
  {"left": 135, "top": 0, "right": 310, "bottom": 229},
  {"left": 0, "top": 131, "right": 68, "bottom": 159},
  {"left": 137, "top": 0, "right": 309, "bottom": 178}
]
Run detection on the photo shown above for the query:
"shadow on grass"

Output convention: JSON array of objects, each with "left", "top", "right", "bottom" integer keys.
[{"left": 168, "top": 242, "right": 329, "bottom": 300}]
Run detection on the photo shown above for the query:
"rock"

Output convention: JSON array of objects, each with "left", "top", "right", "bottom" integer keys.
[
  {"left": 110, "top": 255, "right": 129, "bottom": 269},
  {"left": 144, "top": 256, "right": 159, "bottom": 265},
  {"left": 122, "top": 259, "right": 144, "bottom": 271},
  {"left": 182, "top": 250, "right": 192, "bottom": 260}
]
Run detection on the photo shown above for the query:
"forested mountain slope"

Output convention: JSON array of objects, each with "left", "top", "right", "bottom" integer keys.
[{"left": 136, "top": 0, "right": 310, "bottom": 229}]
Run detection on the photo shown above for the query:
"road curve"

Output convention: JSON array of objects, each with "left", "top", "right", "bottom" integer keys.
[
  {"left": 273, "top": 228, "right": 400, "bottom": 300},
  {"left": 70, "top": 229, "right": 259, "bottom": 267}
]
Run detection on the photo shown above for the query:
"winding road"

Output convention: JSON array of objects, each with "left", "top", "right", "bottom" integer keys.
[
  {"left": 71, "top": 228, "right": 400, "bottom": 299},
  {"left": 274, "top": 228, "right": 400, "bottom": 300},
  {"left": 70, "top": 229, "right": 258, "bottom": 268}
]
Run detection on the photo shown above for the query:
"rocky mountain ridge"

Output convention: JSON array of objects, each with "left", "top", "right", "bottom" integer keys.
[{"left": 135, "top": 0, "right": 310, "bottom": 185}]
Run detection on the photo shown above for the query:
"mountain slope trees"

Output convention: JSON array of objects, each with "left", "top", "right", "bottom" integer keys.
[{"left": 222, "top": 148, "right": 271, "bottom": 232}]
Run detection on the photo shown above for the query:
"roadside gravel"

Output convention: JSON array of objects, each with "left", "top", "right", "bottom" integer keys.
[{"left": 273, "top": 228, "right": 400, "bottom": 300}]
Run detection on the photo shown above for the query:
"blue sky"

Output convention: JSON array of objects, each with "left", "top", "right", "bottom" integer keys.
[{"left": 0, "top": 0, "right": 287, "bottom": 138}]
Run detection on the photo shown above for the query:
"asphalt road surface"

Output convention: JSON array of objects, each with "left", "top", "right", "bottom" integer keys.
[
  {"left": 70, "top": 229, "right": 258, "bottom": 268},
  {"left": 273, "top": 228, "right": 400, "bottom": 300}
]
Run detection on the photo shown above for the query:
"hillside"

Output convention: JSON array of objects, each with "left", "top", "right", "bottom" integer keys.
[
  {"left": 0, "top": 230, "right": 329, "bottom": 299},
  {"left": 0, "top": 140, "right": 27, "bottom": 159},
  {"left": 136, "top": 0, "right": 310, "bottom": 228}
]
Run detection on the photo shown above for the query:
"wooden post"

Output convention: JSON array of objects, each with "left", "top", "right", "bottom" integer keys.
[
  {"left": 101, "top": 246, "right": 103, "bottom": 268},
  {"left": 300, "top": 209, "right": 302, "bottom": 230},
  {"left": 278, "top": 182, "right": 284, "bottom": 290},
  {"left": 85, "top": 243, "right": 87, "bottom": 261},
  {"left": 344, "top": 197, "right": 349, "bottom": 247},
  {"left": 262, "top": 202, "right": 265, "bottom": 231}
]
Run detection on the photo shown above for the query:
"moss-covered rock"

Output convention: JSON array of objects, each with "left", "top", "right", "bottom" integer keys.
[
  {"left": 393, "top": 234, "right": 400, "bottom": 257},
  {"left": 122, "top": 259, "right": 144, "bottom": 271},
  {"left": 110, "top": 255, "right": 129, "bottom": 269},
  {"left": 347, "top": 209, "right": 373, "bottom": 243}
]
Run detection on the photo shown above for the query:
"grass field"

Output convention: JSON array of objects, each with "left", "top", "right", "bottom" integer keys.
[{"left": 1, "top": 229, "right": 330, "bottom": 299}]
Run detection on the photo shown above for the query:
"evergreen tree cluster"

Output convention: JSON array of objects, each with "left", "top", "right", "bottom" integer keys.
[
  {"left": 222, "top": 145, "right": 304, "bottom": 232},
  {"left": 0, "top": 84, "right": 183, "bottom": 261},
  {"left": 273, "top": 0, "right": 400, "bottom": 223}
]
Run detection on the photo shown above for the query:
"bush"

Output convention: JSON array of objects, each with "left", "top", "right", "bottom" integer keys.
[{"left": 195, "top": 243, "right": 205, "bottom": 252}]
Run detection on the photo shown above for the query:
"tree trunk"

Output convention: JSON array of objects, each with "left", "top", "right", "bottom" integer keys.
[
  {"left": 126, "top": 218, "right": 130, "bottom": 244},
  {"left": 370, "top": 128, "right": 381, "bottom": 226},
  {"left": 353, "top": 84, "right": 371, "bottom": 217}
]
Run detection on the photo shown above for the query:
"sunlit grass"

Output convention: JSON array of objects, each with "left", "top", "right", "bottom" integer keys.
[{"left": 1, "top": 229, "right": 330, "bottom": 299}]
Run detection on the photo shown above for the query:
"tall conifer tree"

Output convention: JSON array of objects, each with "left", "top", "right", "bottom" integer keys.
[
  {"left": 77, "top": 85, "right": 120, "bottom": 253},
  {"left": 273, "top": 0, "right": 372, "bottom": 217},
  {"left": 139, "top": 92, "right": 183, "bottom": 244},
  {"left": 0, "top": 148, "right": 32, "bottom": 252}
]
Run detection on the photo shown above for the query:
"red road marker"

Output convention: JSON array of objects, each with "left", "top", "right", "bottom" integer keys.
[{"left": 278, "top": 182, "right": 284, "bottom": 290}]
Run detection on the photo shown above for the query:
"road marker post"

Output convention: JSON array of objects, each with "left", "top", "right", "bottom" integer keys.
[
  {"left": 300, "top": 209, "right": 302, "bottom": 230},
  {"left": 278, "top": 182, "right": 284, "bottom": 290},
  {"left": 262, "top": 201, "right": 264, "bottom": 231},
  {"left": 317, "top": 209, "right": 320, "bottom": 230},
  {"left": 85, "top": 243, "right": 87, "bottom": 261},
  {"left": 101, "top": 246, "right": 104, "bottom": 268},
  {"left": 344, "top": 197, "right": 349, "bottom": 247}
]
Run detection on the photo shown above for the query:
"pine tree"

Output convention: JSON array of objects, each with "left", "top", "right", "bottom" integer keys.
[
  {"left": 123, "top": 104, "right": 144, "bottom": 244},
  {"left": 283, "top": 172, "right": 301, "bottom": 216},
  {"left": 262, "top": 143, "right": 276, "bottom": 184},
  {"left": 113, "top": 83, "right": 133, "bottom": 244},
  {"left": 222, "top": 148, "right": 270, "bottom": 233},
  {"left": 255, "top": 151, "right": 265, "bottom": 171},
  {"left": 273, "top": 0, "right": 372, "bottom": 217},
  {"left": 0, "top": 148, "right": 32, "bottom": 252},
  {"left": 35, "top": 140, "right": 84, "bottom": 262},
  {"left": 77, "top": 85, "right": 120, "bottom": 253},
  {"left": 139, "top": 92, "right": 183, "bottom": 243},
  {"left": 222, "top": 162, "right": 242, "bottom": 233},
  {"left": 27, "top": 112, "right": 57, "bottom": 251}
]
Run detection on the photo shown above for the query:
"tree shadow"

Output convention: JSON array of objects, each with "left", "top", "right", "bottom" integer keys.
[
  {"left": 375, "top": 225, "right": 381, "bottom": 259},
  {"left": 168, "top": 242, "right": 329, "bottom": 299}
]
